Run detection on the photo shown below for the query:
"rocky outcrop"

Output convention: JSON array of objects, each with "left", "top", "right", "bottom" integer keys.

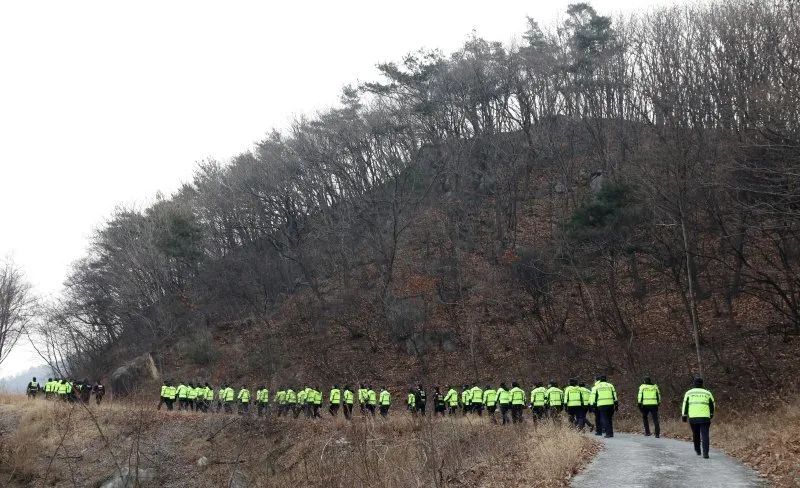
[{"left": 109, "top": 353, "right": 159, "bottom": 397}]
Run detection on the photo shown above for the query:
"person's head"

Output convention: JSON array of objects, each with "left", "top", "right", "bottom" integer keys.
[
  {"left": 334, "top": 384, "right": 339, "bottom": 389},
  {"left": 485, "top": 385, "right": 491, "bottom": 390},
  {"left": 360, "top": 383, "right": 364, "bottom": 388},
  {"left": 693, "top": 377, "right": 704, "bottom": 388},
  {"left": 569, "top": 378, "right": 577, "bottom": 386},
  {"left": 418, "top": 383, "right": 423, "bottom": 389},
  {"left": 463, "top": 384, "right": 469, "bottom": 389},
  {"left": 32, "top": 377, "right": 37, "bottom": 381},
  {"left": 512, "top": 381, "right": 519, "bottom": 388},
  {"left": 579, "top": 382, "right": 586, "bottom": 387},
  {"left": 595, "top": 374, "right": 602, "bottom": 382},
  {"left": 48, "top": 378, "right": 52, "bottom": 382},
  {"left": 435, "top": 386, "right": 440, "bottom": 392},
  {"left": 599, "top": 374, "right": 607, "bottom": 382},
  {"left": 549, "top": 379, "right": 557, "bottom": 387},
  {"left": 644, "top": 376, "right": 652, "bottom": 384},
  {"left": 500, "top": 382, "right": 507, "bottom": 389},
  {"left": 205, "top": 382, "right": 210, "bottom": 387},
  {"left": 536, "top": 381, "right": 543, "bottom": 387}
]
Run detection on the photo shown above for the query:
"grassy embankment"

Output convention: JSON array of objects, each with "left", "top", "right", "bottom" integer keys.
[{"left": 0, "top": 393, "right": 595, "bottom": 487}]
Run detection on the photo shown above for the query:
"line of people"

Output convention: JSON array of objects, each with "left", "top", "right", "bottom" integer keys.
[
  {"left": 27, "top": 377, "right": 106, "bottom": 405},
  {"left": 154, "top": 376, "right": 715, "bottom": 457}
]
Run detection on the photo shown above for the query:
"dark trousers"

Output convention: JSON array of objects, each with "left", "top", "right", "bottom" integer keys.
[
  {"left": 594, "top": 408, "right": 603, "bottom": 434},
  {"left": 343, "top": 404, "right": 352, "bottom": 419},
  {"left": 330, "top": 404, "right": 340, "bottom": 416},
  {"left": 165, "top": 399, "right": 174, "bottom": 411},
  {"left": 597, "top": 406, "right": 615, "bottom": 437},
  {"left": 379, "top": 405, "right": 389, "bottom": 417},
  {"left": 567, "top": 406, "right": 586, "bottom": 429},
  {"left": 532, "top": 406, "right": 545, "bottom": 420},
  {"left": 448, "top": 405, "right": 457, "bottom": 415},
  {"left": 500, "top": 404, "right": 511, "bottom": 424},
  {"left": 418, "top": 403, "right": 426, "bottom": 415},
  {"left": 473, "top": 404, "right": 483, "bottom": 416},
  {"left": 690, "top": 421, "right": 711, "bottom": 455},
  {"left": 511, "top": 405, "right": 523, "bottom": 423},
  {"left": 641, "top": 406, "right": 660, "bottom": 436},
  {"left": 367, "top": 405, "right": 376, "bottom": 416},
  {"left": 258, "top": 403, "right": 268, "bottom": 416}
]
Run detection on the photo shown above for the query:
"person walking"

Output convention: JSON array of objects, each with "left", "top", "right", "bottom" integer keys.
[
  {"left": 237, "top": 385, "right": 251, "bottom": 415},
  {"left": 564, "top": 379, "right": 585, "bottom": 429},
  {"left": 415, "top": 384, "right": 427, "bottom": 416},
  {"left": 407, "top": 387, "right": 416, "bottom": 415},
  {"left": 342, "top": 385, "right": 354, "bottom": 419},
  {"left": 638, "top": 376, "right": 661, "bottom": 437},
  {"left": 545, "top": 380, "right": 564, "bottom": 419},
  {"left": 578, "top": 382, "right": 594, "bottom": 431},
  {"left": 379, "top": 387, "right": 391, "bottom": 418},
  {"left": 329, "top": 385, "right": 342, "bottom": 417},
  {"left": 256, "top": 386, "right": 270, "bottom": 416},
  {"left": 460, "top": 385, "right": 472, "bottom": 415},
  {"left": 470, "top": 384, "right": 484, "bottom": 416},
  {"left": 27, "top": 377, "right": 40, "bottom": 399},
  {"left": 433, "top": 386, "right": 446, "bottom": 416},
  {"left": 682, "top": 377, "right": 715, "bottom": 459},
  {"left": 530, "top": 382, "right": 547, "bottom": 420},
  {"left": 366, "top": 385, "right": 377, "bottom": 416},
  {"left": 497, "top": 383, "right": 511, "bottom": 425},
  {"left": 358, "top": 384, "right": 368, "bottom": 416},
  {"left": 509, "top": 382, "right": 525, "bottom": 423},
  {"left": 483, "top": 386, "right": 497, "bottom": 422},
  {"left": 444, "top": 385, "right": 459, "bottom": 416},
  {"left": 591, "top": 375, "right": 618, "bottom": 438}
]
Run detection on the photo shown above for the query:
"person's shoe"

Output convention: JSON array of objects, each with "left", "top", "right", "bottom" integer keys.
[
  {"left": 604, "top": 434, "right": 614, "bottom": 438},
  {"left": 644, "top": 433, "right": 651, "bottom": 436},
  {"left": 655, "top": 434, "right": 660, "bottom": 438},
  {"left": 696, "top": 450, "right": 702, "bottom": 456},
  {"left": 595, "top": 432, "right": 603, "bottom": 436},
  {"left": 703, "top": 453, "right": 709, "bottom": 459}
]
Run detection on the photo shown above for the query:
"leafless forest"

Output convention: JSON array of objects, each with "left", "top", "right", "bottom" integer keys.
[{"left": 27, "top": 0, "right": 800, "bottom": 398}]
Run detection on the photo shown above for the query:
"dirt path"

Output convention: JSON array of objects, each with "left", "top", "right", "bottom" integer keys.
[{"left": 571, "top": 433, "right": 764, "bottom": 488}]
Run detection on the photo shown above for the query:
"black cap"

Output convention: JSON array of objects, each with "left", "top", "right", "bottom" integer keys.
[{"left": 693, "top": 377, "right": 704, "bottom": 387}]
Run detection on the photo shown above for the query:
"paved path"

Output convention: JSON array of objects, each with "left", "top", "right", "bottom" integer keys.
[{"left": 571, "top": 433, "right": 764, "bottom": 488}]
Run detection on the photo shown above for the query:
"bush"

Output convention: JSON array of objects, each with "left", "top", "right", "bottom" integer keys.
[{"left": 185, "top": 329, "right": 217, "bottom": 366}]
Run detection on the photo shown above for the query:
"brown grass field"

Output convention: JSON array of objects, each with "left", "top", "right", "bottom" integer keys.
[{"left": 0, "top": 393, "right": 596, "bottom": 487}]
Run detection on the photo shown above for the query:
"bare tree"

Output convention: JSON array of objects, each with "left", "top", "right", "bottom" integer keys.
[{"left": 0, "top": 259, "right": 37, "bottom": 367}]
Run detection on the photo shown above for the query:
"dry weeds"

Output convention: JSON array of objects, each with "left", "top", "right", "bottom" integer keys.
[{"left": 0, "top": 396, "right": 598, "bottom": 487}]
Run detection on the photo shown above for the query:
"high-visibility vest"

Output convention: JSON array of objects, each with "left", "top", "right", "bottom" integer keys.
[
  {"left": 638, "top": 384, "right": 660, "bottom": 406},
  {"left": 470, "top": 386, "right": 483, "bottom": 404},
  {"left": 238, "top": 389, "right": 250, "bottom": 403},
  {"left": 204, "top": 387, "right": 213, "bottom": 401},
  {"left": 298, "top": 391, "right": 307, "bottom": 404},
  {"left": 379, "top": 390, "right": 391, "bottom": 406},
  {"left": 286, "top": 389, "right": 296, "bottom": 404},
  {"left": 343, "top": 390, "right": 354, "bottom": 405},
  {"left": 66, "top": 382, "right": 73, "bottom": 394},
  {"left": 564, "top": 386, "right": 583, "bottom": 407},
  {"left": 358, "top": 389, "right": 368, "bottom": 404},
  {"left": 177, "top": 385, "right": 188, "bottom": 399},
  {"left": 579, "top": 387, "right": 591, "bottom": 405},
  {"left": 682, "top": 388, "right": 714, "bottom": 419},
  {"left": 160, "top": 385, "right": 169, "bottom": 398},
  {"left": 444, "top": 389, "right": 459, "bottom": 406},
  {"left": 224, "top": 388, "right": 235, "bottom": 402},
  {"left": 461, "top": 389, "right": 472, "bottom": 405},
  {"left": 407, "top": 393, "right": 415, "bottom": 406},
  {"left": 497, "top": 388, "right": 511, "bottom": 405},
  {"left": 57, "top": 382, "right": 67, "bottom": 394},
  {"left": 592, "top": 382, "right": 617, "bottom": 407},
  {"left": 188, "top": 387, "right": 198, "bottom": 400},
  {"left": 546, "top": 387, "right": 563, "bottom": 407},
  {"left": 483, "top": 389, "right": 497, "bottom": 406},
  {"left": 44, "top": 381, "right": 52, "bottom": 393},
  {"left": 367, "top": 390, "right": 377, "bottom": 406},
  {"left": 165, "top": 386, "right": 177, "bottom": 400},
  {"left": 509, "top": 387, "right": 525, "bottom": 405},
  {"left": 330, "top": 389, "right": 341, "bottom": 405},
  {"left": 313, "top": 390, "right": 322, "bottom": 405},
  {"left": 276, "top": 390, "right": 286, "bottom": 404},
  {"left": 530, "top": 387, "right": 547, "bottom": 407}
]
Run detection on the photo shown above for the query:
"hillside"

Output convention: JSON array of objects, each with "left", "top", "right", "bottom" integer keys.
[{"left": 29, "top": 0, "right": 800, "bottom": 454}]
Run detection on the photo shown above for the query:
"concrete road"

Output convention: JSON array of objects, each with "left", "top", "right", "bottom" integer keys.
[{"left": 571, "top": 433, "right": 764, "bottom": 488}]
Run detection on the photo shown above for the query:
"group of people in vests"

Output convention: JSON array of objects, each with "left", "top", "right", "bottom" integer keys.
[
  {"left": 27, "top": 377, "right": 105, "bottom": 405},
  {"left": 154, "top": 375, "right": 716, "bottom": 457}
]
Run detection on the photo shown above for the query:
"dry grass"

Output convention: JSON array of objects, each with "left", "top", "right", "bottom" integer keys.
[
  {"left": 0, "top": 399, "right": 598, "bottom": 488},
  {"left": 616, "top": 403, "right": 800, "bottom": 487}
]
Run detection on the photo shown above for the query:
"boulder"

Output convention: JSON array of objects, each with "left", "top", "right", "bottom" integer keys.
[
  {"left": 110, "top": 353, "right": 159, "bottom": 397},
  {"left": 99, "top": 467, "right": 155, "bottom": 488},
  {"left": 196, "top": 456, "right": 208, "bottom": 467}
]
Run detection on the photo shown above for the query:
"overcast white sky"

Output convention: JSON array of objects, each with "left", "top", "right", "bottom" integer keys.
[{"left": 0, "top": 0, "right": 686, "bottom": 378}]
